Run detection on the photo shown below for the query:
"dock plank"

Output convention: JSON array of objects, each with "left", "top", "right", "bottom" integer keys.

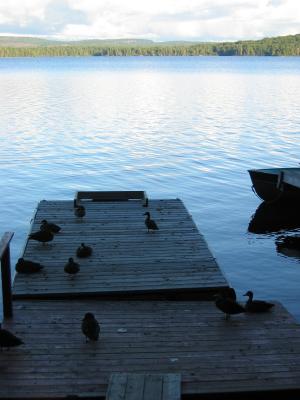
[{"left": 13, "top": 199, "right": 228, "bottom": 298}]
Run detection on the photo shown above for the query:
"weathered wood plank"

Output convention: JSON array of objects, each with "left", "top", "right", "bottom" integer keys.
[
  {"left": 105, "top": 372, "right": 179, "bottom": 400},
  {"left": 106, "top": 373, "right": 127, "bottom": 400},
  {"left": 162, "top": 374, "right": 181, "bottom": 400}
]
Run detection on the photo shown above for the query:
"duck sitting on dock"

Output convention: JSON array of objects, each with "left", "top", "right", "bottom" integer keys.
[
  {"left": 40, "top": 219, "right": 61, "bottom": 234},
  {"left": 76, "top": 243, "right": 92, "bottom": 258},
  {"left": 74, "top": 205, "right": 86, "bottom": 220},
  {"left": 28, "top": 229, "right": 54, "bottom": 245},
  {"left": 243, "top": 290, "right": 275, "bottom": 313},
  {"left": 0, "top": 327, "right": 23, "bottom": 350},
  {"left": 144, "top": 212, "right": 159, "bottom": 232},
  {"left": 214, "top": 293, "right": 245, "bottom": 320},
  {"left": 15, "top": 258, "right": 44, "bottom": 274},
  {"left": 81, "top": 313, "right": 100, "bottom": 342},
  {"left": 64, "top": 257, "right": 80, "bottom": 276}
]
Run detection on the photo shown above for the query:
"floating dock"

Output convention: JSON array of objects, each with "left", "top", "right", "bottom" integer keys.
[
  {"left": 13, "top": 195, "right": 228, "bottom": 299},
  {"left": 1, "top": 191, "right": 300, "bottom": 399}
]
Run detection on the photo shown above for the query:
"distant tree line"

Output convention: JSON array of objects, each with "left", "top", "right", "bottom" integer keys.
[{"left": 0, "top": 34, "right": 299, "bottom": 57}]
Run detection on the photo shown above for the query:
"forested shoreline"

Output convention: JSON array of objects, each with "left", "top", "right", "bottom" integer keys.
[{"left": 0, "top": 34, "right": 299, "bottom": 57}]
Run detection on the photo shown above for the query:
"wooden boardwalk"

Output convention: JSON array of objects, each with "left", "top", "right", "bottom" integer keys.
[
  {"left": 13, "top": 199, "right": 228, "bottom": 298},
  {"left": 1, "top": 299, "right": 300, "bottom": 399}
]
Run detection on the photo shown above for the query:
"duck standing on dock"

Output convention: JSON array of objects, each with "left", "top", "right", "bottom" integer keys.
[
  {"left": 243, "top": 290, "right": 275, "bottom": 312},
  {"left": 144, "top": 212, "right": 159, "bottom": 232},
  {"left": 0, "top": 327, "right": 23, "bottom": 350},
  {"left": 214, "top": 293, "right": 245, "bottom": 320},
  {"left": 64, "top": 257, "right": 80, "bottom": 276},
  {"left": 76, "top": 243, "right": 92, "bottom": 258},
  {"left": 40, "top": 219, "right": 61, "bottom": 234},
  {"left": 222, "top": 287, "right": 237, "bottom": 301},
  {"left": 28, "top": 228, "right": 54, "bottom": 246},
  {"left": 81, "top": 313, "right": 100, "bottom": 342},
  {"left": 74, "top": 205, "right": 86, "bottom": 221},
  {"left": 15, "top": 258, "right": 44, "bottom": 274}
]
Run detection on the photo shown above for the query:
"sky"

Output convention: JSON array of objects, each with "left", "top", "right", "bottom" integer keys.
[{"left": 0, "top": 0, "right": 299, "bottom": 42}]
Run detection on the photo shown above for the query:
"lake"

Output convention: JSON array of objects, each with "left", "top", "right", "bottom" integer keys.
[{"left": 0, "top": 56, "right": 300, "bottom": 320}]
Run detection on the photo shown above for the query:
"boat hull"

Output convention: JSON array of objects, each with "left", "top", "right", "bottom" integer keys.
[{"left": 249, "top": 168, "right": 300, "bottom": 202}]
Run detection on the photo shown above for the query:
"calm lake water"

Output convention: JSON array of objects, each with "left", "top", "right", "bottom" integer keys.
[{"left": 0, "top": 56, "right": 300, "bottom": 320}]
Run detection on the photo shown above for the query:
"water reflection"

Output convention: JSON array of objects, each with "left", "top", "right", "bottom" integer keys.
[
  {"left": 276, "top": 235, "right": 300, "bottom": 261},
  {"left": 248, "top": 199, "right": 300, "bottom": 234},
  {"left": 248, "top": 199, "right": 300, "bottom": 261}
]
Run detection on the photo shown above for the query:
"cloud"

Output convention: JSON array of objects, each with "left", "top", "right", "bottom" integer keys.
[
  {"left": 0, "top": 0, "right": 87, "bottom": 37},
  {"left": 0, "top": 0, "right": 299, "bottom": 41}
]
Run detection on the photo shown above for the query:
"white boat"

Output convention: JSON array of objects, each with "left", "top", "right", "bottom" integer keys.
[{"left": 248, "top": 167, "right": 300, "bottom": 202}]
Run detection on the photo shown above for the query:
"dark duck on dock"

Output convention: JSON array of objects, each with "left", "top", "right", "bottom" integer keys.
[
  {"left": 81, "top": 313, "right": 100, "bottom": 342},
  {"left": 76, "top": 243, "right": 92, "bottom": 258},
  {"left": 64, "top": 257, "right": 80, "bottom": 276},
  {"left": 214, "top": 293, "right": 245, "bottom": 320},
  {"left": 144, "top": 212, "right": 159, "bottom": 232},
  {"left": 221, "top": 287, "right": 237, "bottom": 301},
  {"left": 243, "top": 290, "right": 275, "bottom": 312},
  {"left": 28, "top": 229, "right": 53, "bottom": 245},
  {"left": 0, "top": 327, "right": 23, "bottom": 350},
  {"left": 15, "top": 258, "right": 44, "bottom": 274},
  {"left": 74, "top": 205, "right": 86, "bottom": 219},
  {"left": 40, "top": 219, "right": 61, "bottom": 233}
]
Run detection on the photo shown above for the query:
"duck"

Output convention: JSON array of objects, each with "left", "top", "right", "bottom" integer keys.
[
  {"left": 64, "top": 257, "right": 80, "bottom": 276},
  {"left": 221, "top": 287, "right": 237, "bottom": 301},
  {"left": 214, "top": 293, "right": 245, "bottom": 320},
  {"left": 243, "top": 290, "right": 275, "bottom": 313},
  {"left": 28, "top": 229, "right": 53, "bottom": 245},
  {"left": 74, "top": 205, "right": 86, "bottom": 219},
  {"left": 76, "top": 243, "right": 92, "bottom": 258},
  {"left": 144, "top": 212, "right": 159, "bottom": 232},
  {"left": 15, "top": 258, "right": 44, "bottom": 274},
  {"left": 0, "top": 327, "right": 23, "bottom": 349},
  {"left": 40, "top": 219, "right": 61, "bottom": 233},
  {"left": 81, "top": 312, "right": 100, "bottom": 342}
]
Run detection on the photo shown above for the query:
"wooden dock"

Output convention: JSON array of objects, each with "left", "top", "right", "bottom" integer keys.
[
  {"left": 13, "top": 198, "right": 228, "bottom": 299},
  {"left": 1, "top": 299, "right": 300, "bottom": 399},
  {"left": 1, "top": 192, "right": 300, "bottom": 399}
]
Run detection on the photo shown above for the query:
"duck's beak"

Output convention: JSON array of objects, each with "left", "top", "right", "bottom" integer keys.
[{"left": 243, "top": 293, "right": 247, "bottom": 296}]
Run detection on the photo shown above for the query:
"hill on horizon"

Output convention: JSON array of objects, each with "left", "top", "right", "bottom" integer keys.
[
  {"left": 0, "top": 33, "right": 299, "bottom": 48},
  {"left": 0, "top": 34, "right": 299, "bottom": 56}
]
